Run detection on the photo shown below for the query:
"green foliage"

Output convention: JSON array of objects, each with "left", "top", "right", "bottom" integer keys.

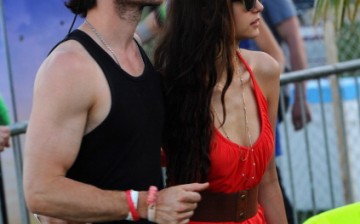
[
  {"left": 0, "top": 96, "right": 10, "bottom": 125},
  {"left": 336, "top": 21, "right": 360, "bottom": 77},
  {"left": 336, "top": 21, "right": 360, "bottom": 61},
  {"left": 313, "top": 0, "right": 360, "bottom": 29}
]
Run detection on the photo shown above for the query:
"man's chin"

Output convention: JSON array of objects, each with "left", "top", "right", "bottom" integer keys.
[
  {"left": 142, "top": 1, "right": 162, "bottom": 7},
  {"left": 117, "top": 0, "right": 163, "bottom": 7}
]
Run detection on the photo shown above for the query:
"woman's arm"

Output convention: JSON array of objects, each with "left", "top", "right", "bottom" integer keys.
[
  {"left": 259, "top": 157, "right": 288, "bottom": 224},
  {"left": 251, "top": 51, "right": 287, "bottom": 224}
]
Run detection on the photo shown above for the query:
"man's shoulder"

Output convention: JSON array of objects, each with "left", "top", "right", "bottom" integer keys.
[
  {"left": 34, "top": 40, "right": 100, "bottom": 99},
  {"left": 45, "top": 40, "right": 94, "bottom": 75},
  {"left": 263, "top": 0, "right": 297, "bottom": 26},
  {"left": 263, "top": 0, "right": 297, "bottom": 11}
]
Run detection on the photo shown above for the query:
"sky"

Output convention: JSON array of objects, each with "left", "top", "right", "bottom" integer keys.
[{"left": 0, "top": 0, "right": 82, "bottom": 121}]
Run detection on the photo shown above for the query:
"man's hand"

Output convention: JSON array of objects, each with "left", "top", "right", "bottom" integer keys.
[
  {"left": 155, "top": 182, "right": 209, "bottom": 224},
  {"left": 0, "top": 126, "right": 10, "bottom": 152},
  {"left": 292, "top": 99, "right": 311, "bottom": 131}
]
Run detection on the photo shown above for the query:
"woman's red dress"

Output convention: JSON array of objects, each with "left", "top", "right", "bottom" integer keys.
[{"left": 190, "top": 53, "right": 275, "bottom": 224}]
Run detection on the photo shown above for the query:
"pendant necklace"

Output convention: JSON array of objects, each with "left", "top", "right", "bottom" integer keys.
[
  {"left": 213, "top": 50, "right": 256, "bottom": 179},
  {"left": 84, "top": 19, "right": 120, "bottom": 65}
]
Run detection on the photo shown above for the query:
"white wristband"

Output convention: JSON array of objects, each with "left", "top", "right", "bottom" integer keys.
[
  {"left": 125, "top": 190, "right": 139, "bottom": 221},
  {"left": 131, "top": 190, "right": 139, "bottom": 209}
]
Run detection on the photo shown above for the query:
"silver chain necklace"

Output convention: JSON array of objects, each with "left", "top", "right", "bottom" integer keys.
[
  {"left": 85, "top": 19, "right": 120, "bottom": 65},
  {"left": 213, "top": 50, "right": 255, "bottom": 165}
]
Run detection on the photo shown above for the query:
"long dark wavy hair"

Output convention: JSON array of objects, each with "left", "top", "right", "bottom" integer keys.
[
  {"left": 65, "top": 0, "right": 97, "bottom": 17},
  {"left": 154, "top": 0, "right": 238, "bottom": 184}
]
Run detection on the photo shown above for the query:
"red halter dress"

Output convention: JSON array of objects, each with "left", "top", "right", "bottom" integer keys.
[{"left": 190, "top": 53, "right": 274, "bottom": 224}]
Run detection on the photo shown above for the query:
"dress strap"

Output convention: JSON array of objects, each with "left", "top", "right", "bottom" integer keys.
[
  {"left": 236, "top": 50, "right": 255, "bottom": 82},
  {"left": 235, "top": 50, "right": 270, "bottom": 135},
  {"left": 236, "top": 50, "right": 263, "bottom": 96}
]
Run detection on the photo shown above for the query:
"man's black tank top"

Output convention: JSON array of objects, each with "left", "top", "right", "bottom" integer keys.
[{"left": 62, "top": 30, "right": 164, "bottom": 223}]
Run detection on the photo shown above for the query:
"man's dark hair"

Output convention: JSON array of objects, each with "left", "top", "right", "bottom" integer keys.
[{"left": 65, "top": 0, "right": 97, "bottom": 17}]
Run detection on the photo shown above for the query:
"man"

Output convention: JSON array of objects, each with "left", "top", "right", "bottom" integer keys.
[
  {"left": 254, "top": 0, "right": 312, "bottom": 129},
  {"left": 23, "top": 0, "right": 208, "bottom": 223}
]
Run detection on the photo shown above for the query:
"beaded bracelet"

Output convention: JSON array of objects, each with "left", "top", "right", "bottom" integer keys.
[{"left": 147, "top": 186, "right": 158, "bottom": 222}]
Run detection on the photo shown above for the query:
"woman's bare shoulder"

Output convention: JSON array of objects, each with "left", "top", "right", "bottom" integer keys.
[
  {"left": 241, "top": 49, "right": 280, "bottom": 78},
  {"left": 240, "top": 49, "right": 281, "bottom": 99}
]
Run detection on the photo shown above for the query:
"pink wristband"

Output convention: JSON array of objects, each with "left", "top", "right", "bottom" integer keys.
[{"left": 126, "top": 190, "right": 140, "bottom": 221}]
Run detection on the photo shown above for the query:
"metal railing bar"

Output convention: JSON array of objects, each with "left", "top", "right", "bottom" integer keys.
[
  {"left": 317, "top": 78, "right": 335, "bottom": 208},
  {"left": 354, "top": 75, "right": 360, "bottom": 136},
  {"left": 336, "top": 77, "right": 354, "bottom": 203},
  {"left": 9, "top": 121, "right": 28, "bottom": 136},
  {"left": 280, "top": 59, "right": 360, "bottom": 84},
  {"left": 279, "top": 91, "right": 299, "bottom": 224},
  {"left": 297, "top": 84, "right": 317, "bottom": 215}
]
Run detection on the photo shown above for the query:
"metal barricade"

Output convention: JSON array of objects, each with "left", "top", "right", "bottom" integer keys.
[{"left": 278, "top": 59, "right": 360, "bottom": 223}]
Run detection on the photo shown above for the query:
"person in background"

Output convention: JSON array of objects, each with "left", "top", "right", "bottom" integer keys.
[
  {"left": 0, "top": 126, "right": 10, "bottom": 152},
  {"left": 136, "top": 2, "right": 167, "bottom": 45},
  {"left": 0, "top": 94, "right": 11, "bottom": 152},
  {"left": 249, "top": 0, "right": 312, "bottom": 130},
  {"left": 243, "top": 0, "right": 312, "bottom": 223},
  {"left": 23, "top": 0, "right": 208, "bottom": 223},
  {"left": 155, "top": 0, "right": 287, "bottom": 223}
]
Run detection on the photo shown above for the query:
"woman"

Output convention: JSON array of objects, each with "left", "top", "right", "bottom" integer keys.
[{"left": 155, "top": 0, "right": 288, "bottom": 223}]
